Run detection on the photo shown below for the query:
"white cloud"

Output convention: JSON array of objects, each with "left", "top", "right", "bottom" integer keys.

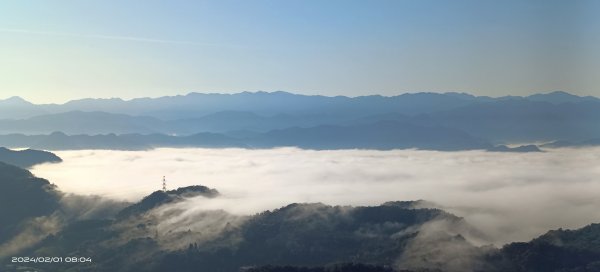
[{"left": 31, "top": 147, "right": 600, "bottom": 245}]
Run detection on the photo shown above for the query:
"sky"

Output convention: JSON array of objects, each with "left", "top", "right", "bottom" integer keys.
[{"left": 1, "top": 0, "right": 599, "bottom": 103}]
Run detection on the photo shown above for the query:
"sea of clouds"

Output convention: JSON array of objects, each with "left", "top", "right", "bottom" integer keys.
[{"left": 31, "top": 147, "right": 600, "bottom": 245}]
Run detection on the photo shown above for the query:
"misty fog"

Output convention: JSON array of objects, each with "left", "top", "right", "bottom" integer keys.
[{"left": 30, "top": 147, "right": 600, "bottom": 245}]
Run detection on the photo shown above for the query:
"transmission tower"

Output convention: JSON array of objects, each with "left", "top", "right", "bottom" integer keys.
[{"left": 162, "top": 176, "right": 167, "bottom": 192}]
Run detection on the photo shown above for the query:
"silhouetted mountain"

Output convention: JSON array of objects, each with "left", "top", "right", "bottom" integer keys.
[
  {"left": 37, "top": 91, "right": 488, "bottom": 120},
  {"left": 33, "top": 132, "right": 153, "bottom": 150},
  {"left": 382, "top": 200, "right": 440, "bottom": 210},
  {"left": 1, "top": 91, "right": 599, "bottom": 145},
  {"left": 487, "top": 145, "right": 542, "bottom": 153},
  {"left": 121, "top": 133, "right": 248, "bottom": 149},
  {"left": 526, "top": 91, "right": 600, "bottom": 104},
  {"left": 0, "top": 126, "right": 539, "bottom": 152},
  {"left": 7, "top": 186, "right": 484, "bottom": 272},
  {"left": 489, "top": 224, "right": 600, "bottom": 272},
  {"left": 423, "top": 99, "right": 600, "bottom": 142},
  {"left": 0, "top": 110, "right": 335, "bottom": 135},
  {"left": 0, "top": 111, "right": 166, "bottom": 135},
  {"left": 176, "top": 111, "right": 264, "bottom": 131},
  {"left": 167, "top": 110, "right": 372, "bottom": 135},
  {"left": 0, "top": 162, "right": 60, "bottom": 244},
  {"left": 541, "top": 138, "right": 600, "bottom": 148},
  {"left": 0, "top": 91, "right": 471, "bottom": 121},
  {"left": 541, "top": 140, "right": 577, "bottom": 148},
  {"left": 248, "top": 121, "right": 492, "bottom": 151},
  {"left": 147, "top": 202, "right": 484, "bottom": 272},
  {"left": 6, "top": 91, "right": 594, "bottom": 121},
  {"left": 117, "top": 185, "right": 219, "bottom": 219},
  {"left": 0, "top": 132, "right": 246, "bottom": 150},
  {"left": 0, "top": 147, "right": 62, "bottom": 168},
  {"left": 2, "top": 170, "right": 599, "bottom": 272},
  {"left": 0, "top": 96, "right": 48, "bottom": 119},
  {"left": 0, "top": 96, "right": 32, "bottom": 106}
]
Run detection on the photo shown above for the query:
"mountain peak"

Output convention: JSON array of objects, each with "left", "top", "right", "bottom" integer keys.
[
  {"left": 527, "top": 91, "right": 597, "bottom": 104},
  {"left": 116, "top": 185, "right": 219, "bottom": 219},
  {"left": 0, "top": 96, "right": 32, "bottom": 106},
  {"left": 540, "top": 91, "right": 578, "bottom": 98}
]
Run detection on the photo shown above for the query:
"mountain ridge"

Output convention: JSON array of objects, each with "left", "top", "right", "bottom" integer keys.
[
  {"left": 4, "top": 91, "right": 597, "bottom": 106},
  {"left": 3, "top": 91, "right": 597, "bottom": 120},
  {"left": 1, "top": 91, "right": 598, "bottom": 151},
  {"left": 0, "top": 147, "right": 62, "bottom": 168}
]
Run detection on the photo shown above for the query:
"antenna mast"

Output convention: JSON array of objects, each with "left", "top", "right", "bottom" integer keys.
[{"left": 162, "top": 176, "right": 167, "bottom": 192}]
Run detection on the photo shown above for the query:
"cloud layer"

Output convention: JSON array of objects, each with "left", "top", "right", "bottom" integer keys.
[{"left": 31, "top": 147, "right": 600, "bottom": 245}]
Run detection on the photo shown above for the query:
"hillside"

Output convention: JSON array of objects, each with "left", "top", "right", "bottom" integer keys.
[
  {"left": 0, "top": 167, "right": 599, "bottom": 271},
  {"left": 0, "top": 162, "right": 60, "bottom": 245},
  {"left": 0, "top": 147, "right": 62, "bottom": 168}
]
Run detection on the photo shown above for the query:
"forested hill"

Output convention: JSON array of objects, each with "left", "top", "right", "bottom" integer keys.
[
  {"left": 1, "top": 166, "right": 600, "bottom": 271},
  {"left": 0, "top": 147, "right": 62, "bottom": 168}
]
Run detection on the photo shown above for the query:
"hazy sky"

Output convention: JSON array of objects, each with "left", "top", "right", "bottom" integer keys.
[{"left": 1, "top": 0, "right": 599, "bottom": 103}]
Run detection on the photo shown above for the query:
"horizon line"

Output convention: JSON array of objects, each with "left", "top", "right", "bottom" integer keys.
[{"left": 0, "top": 90, "right": 593, "bottom": 105}]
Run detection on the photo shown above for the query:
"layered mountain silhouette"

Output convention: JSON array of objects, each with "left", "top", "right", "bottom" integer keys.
[
  {"left": 0, "top": 111, "right": 166, "bottom": 135},
  {"left": 541, "top": 138, "right": 600, "bottom": 148},
  {"left": 0, "top": 125, "right": 538, "bottom": 152},
  {"left": 0, "top": 162, "right": 60, "bottom": 245},
  {"left": 3, "top": 90, "right": 596, "bottom": 119},
  {"left": 247, "top": 121, "right": 493, "bottom": 151},
  {"left": 116, "top": 185, "right": 220, "bottom": 219},
  {"left": 487, "top": 224, "right": 600, "bottom": 272},
  {"left": 0, "top": 132, "right": 247, "bottom": 151},
  {"left": 0, "top": 91, "right": 492, "bottom": 119},
  {"left": 0, "top": 91, "right": 598, "bottom": 151},
  {"left": 0, "top": 147, "right": 62, "bottom": 168}
]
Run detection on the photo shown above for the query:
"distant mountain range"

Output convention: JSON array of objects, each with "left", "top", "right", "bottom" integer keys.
[
  {"left": 541, "top": 138, "right": 600, "bottom": 148},
  {"left": 116, "top": 185, "right": 220, "bottom": 219},
  {"left": 2, "top": 91, "right": 597, "bottom": 119},
  {"left": 0, "top": 91, "right": 598, "bottom": 151},
  {"left": 0, "top": 125, "right": 539, "bottom": 152},
  {"left": 2, "top": 164, "right": 599, "bottom": 272}
]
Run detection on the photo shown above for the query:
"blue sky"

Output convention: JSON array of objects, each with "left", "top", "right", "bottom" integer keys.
[{"left": 0, "top": 0, "right": 598, "bottom": 103}]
